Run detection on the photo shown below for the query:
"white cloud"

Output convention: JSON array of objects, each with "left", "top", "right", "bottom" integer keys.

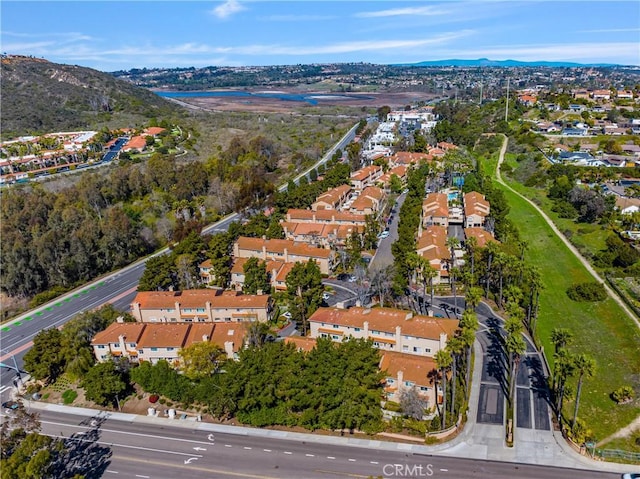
[
  {"left": 210, "top": 0, "right": 245, "bottom": 19},
  {"left": 577, "top": 27, "right": 640, "bottom": 33},
  {"left": 355, "top": 5, "right": 450, "bottom": 18}
]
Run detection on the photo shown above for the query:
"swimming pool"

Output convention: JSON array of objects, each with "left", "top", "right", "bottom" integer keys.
[{"left": 448, "top": 191, "right": 459, "bottom": 201}]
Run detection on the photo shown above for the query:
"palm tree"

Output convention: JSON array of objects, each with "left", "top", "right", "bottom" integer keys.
[
  {"left": 435, "top": 349, "right": 453, "bottom": 429},
  {"left": 550, "top": 328, "right": 573, "bottom": 354},
  {"left": 553, "top": 349, "right": 576, "bottom": 415},
  {"left": 465, "top": 236, "right": 478, "bottom": 285},
  {"left": 483, "top": 241, "right": 500, "bottom": 300},
  {"left": 465, "top": 286, "right": 483, "bottom": 312},
  {"left": 572, "top": 354, "right": 596, "bottom": 427},
  {"left": 458, "top": 326, "right": 477, "bottom": 396},
  {"left": 504, "top": 317, "right": 526, "bottom": 406},
  {"left": 446, "top": 237, "right": 460, "bottom": 305},
  {"left": 446, "top": 336, "right": 465, "bottom": 418},
  {"left": 423, "top": 264, "right": 438, "bottom": 307}
]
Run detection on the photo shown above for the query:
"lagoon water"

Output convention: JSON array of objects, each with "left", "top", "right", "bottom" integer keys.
[{"left": 155, "top": 90, "right": 371, "bottom": 105}]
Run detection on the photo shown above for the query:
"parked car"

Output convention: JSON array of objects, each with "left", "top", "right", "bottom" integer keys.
[
  {"left": 322, "top": 292, "right": 331, "bottom": 301},
  {"left": 347, "top": 275, "right": 357, "bottom": 283},
  {"left": 378, "top": 231, "right": 390, "bottom": 239},
  {"left": 282, "top": 311, "right": 292, "bottom": 319}
]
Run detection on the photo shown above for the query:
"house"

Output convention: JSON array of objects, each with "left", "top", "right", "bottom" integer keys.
[
  {"left": 349, "top": 186, "right": 385, "bottom": 216},
  {"left": 199, "top": 259, "right": 214, "bottom": 285},
  {"left": 416, "top": 225, "right": 450, "bottom": 283},
  {"left": 558, "top": 151, "right": 595, "bottom": 164},
  {"left": 592, "top": 89, "right": 611, "bottom": 100},
  {"left": 615, "top": 197, "right": 640, "bottom": 215},
  {"left": 311, "top": 185, "right": 351, "bottom": 211},
  {"left": 144, "top": 127, "right": 167, "bottom": 137},
  {"left": 284, "top": 336, "right": 318, "bottom": 353},
  {"left": 122, "top": 135, "right": 147, "bottom": 153},
  {"left": 308, "top": 306, "right": 459, "bottom": 358},
  {"left": 463, "top": 192, "right": 490, "bottom": 228},
  {"left": 604, "top": 155, "right": 628, "bottom": 168},
  {"left": 562, "top": 128, "right": 588, "bottom": 136},
  {"left": 91, "top": 319, "right": 245, "bottom": 364},
  {"left": 130, "top": 289, "right": 272, "bottom": 323},
  {"left": 573, "top": 90, "right": 590, "bottom": 100},
  {"left": 518, "top": 95, "right": 537, "bottom": 106},
  {"left": 422, "top": 193, "right": 449, "bottom": 227},
  {"left": 569, "top": 104, "right": 585, "bottom": 113},
  {"left": 617, "top": 90, "right": 634, "bottom": 99},
  {"left": 464, "top": 227, "right": 498, "bottom": 249},
  {"left": 233, "top": 236, "right": 333, "bottom": 275},
  {"left": 351, "top": 165, "right": 383, "bottom": 190},
  {"left": 380, "top": 351, "right": 439, "bottom": 409}
]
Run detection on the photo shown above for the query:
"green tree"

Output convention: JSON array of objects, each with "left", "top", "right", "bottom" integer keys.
[
  {"left": 388, "top": 174, "right": 403, "bottom": 193},
  {"left": 550, "top": 328, "right": 573, "bottom": 354},
  {"left": 572, "top": 354, "right": 596, "bottom": 427},
  {"left": 81, "top": 361, "right": 128, "bottom": 408},
  {"left": 179, "top": 342, "right": 226, "bottom": 380},
  {"left": 504, "top": 317, "right": 526, "bottom": 407},
  {"left": 285, "top": 260, "right": 324, "bottom": 335},
  {"left": 208, "top": 233, "right": 233, "bottom": 287},
  {"left": 23, "top": 328, "right": 65, "bottom": 382},
  {"left": 435, "top": 349, "right": 452, "bottom": 429},
  {"left": 243, "top": 257, "right": 271, "bottom": 294}
]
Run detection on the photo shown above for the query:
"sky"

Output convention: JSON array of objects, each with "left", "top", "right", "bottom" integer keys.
[{"left": 1, "top": 1, "right": 639, "bottom": 71}]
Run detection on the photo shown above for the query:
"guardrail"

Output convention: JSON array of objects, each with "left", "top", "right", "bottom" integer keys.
[{"left": 594, "top": 448, "right": 640, "bottom": 463}]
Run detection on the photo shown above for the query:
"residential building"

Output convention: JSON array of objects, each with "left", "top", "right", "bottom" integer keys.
[
  {"left": 380, "top": 351, "right": 439, "bottom": 409},
  {"left": 389, "top": 151, "right": 432, "bottom": 167},
  {"left": 91, "top": 320, "right": 245, "bottom": 364},
  {"left": 281, "top": 221, "right": 363, "bottom": 248},
  {"left": 616, "top": 197, "right": 640, "bottom": 215},
  {"left": 130, "top": 289, "right": 272, "bottom": 323},
  {"left": 350, "top": 165, "right": 383, "bottom": 190},
  {"left": 285, "top": 208, "right": 366, "bottom": 226},
  {"left": 311, "top": 184, "right": 352, "bottom": 211},
  {"left": 422, "top": 193, "right": 449, "bottom": 227},
  {"left": 233, "top": 236, "right": 333, "bottom": 275},
  {"left": 378, "top": 165, "right": 408, "bottom": 189},
  {"left": 122, "top": 135, "right": 147, "bottom": 153},
  {"left": 592, "top": 89, "right": 611, "bottom": 100},
  {"left": 284, "top": 336, "right": 318, "bottom": 353},
  {"left": 349, "top": 186, "right": 385, "bottom": 216},
  {"left": 229, "top": 257, "right": 295, "bottom": 291},
  {"left": 416, "top": 225, "right": 450, "bottom": 284},
  {"left": 308, "top": 306, "right": 459, "bottom": 357},
  {"left": 464, "top": 227, "right": 498, "bottom": 248},
  {"left": 463, "top": 192, "right": 490, "bottom": 228}
]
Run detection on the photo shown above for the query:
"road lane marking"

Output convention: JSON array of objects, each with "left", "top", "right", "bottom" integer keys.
[
  {"left": 225, "top": 444, "right": 232, "bottom": 448},
  {"left": 47, "top": 433, "right": 204, "bottom": 458},
  {"left": 305, "top": 453, "right": 314, "bottom": 457},
  {"left": 370, "top": 461, "right": 378, "bottom": 464},
  {"left": 135, "top": 475, "right": 150, "bottom": 478},
  {"left": 244, "top": 447, "right": 252, "bottom": 450},
  {"left": 440, "top": 469, "right": 449, "bottom": 472},
  {"left": 348, "top": 458, "right": 356, "bottom": 462},
  {"left": 284, "top": 451, "right": 292, "bottom": 454},
  {"left": 105, "top": 472, "right": 119, "bottom": 474},
  {"left": 327, "top": 456, "right": 335, "bottom": 459},
  {"left": 40, "top": 420, "right": 213, "bottom": 446},
  {"left": 263, "top": 449, "right": 271, "bottom": 452}
]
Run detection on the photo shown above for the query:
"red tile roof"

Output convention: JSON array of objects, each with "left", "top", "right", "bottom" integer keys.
[
  {"left": 132, "top": 290, "right": 270, "bottom": 310},
  {"left": 380, "top": 351, "right": 437, "bottom": 386},
  {"left": 235, "top": 236, "right": 331, "bottom": 259}
]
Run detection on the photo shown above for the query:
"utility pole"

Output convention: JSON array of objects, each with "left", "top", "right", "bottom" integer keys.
[{"left": 505, "top": 77, "right": 510, "bottom": 122}]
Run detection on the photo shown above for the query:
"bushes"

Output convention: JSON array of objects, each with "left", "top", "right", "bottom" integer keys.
[
  {"left": 611, "top": 386, "right": 635, "bottom": 404},
  {"left": 566, "top": 281, "right": 607, "bottom": 302},
  {"left": 61, "top": 389, "right": 77, "bottom": 405}
]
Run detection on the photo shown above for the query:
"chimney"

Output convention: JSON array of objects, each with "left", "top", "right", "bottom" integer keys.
[
  {"left": 202, "top": 334, "right": 209, "bottom": 342},
  {"left": 428, "top": 309, "right": 434, "bottom": 317},
  {"left": 118, "top": 334, "right": 126, "bottom": 351}
]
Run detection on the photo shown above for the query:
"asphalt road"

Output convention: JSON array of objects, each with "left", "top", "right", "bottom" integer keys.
[
  {"left": 369, "top": 191, "right": 407, "bottom": 271},
  {"left": 27, "top": 409, "right": 618, "bottom": 479}
]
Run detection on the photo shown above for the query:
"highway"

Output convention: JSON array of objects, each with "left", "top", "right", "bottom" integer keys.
[
  {"left": 28, "top": 408, "right": 619, "bottom": 479},
  {"left": 0, "top": 123, "right": 358, "bottom": 400}
]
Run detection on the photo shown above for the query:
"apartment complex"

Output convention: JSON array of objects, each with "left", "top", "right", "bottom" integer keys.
[
  {"left": 311, "top": 184, "right": 352, "bottom": 211},
  {"left": 416, "top": 225, "right": 450, "bottom": 284},
  {"left": 422, "top": 193, "right": 449, "bottom": 227},
  {"left": 308, "top": 306, "right": 458, "bottom": 357},
  {"left": 233, "top": 236, "right": 333, "bottom": 275},
  {"left": 91, "top": 319, "right": 246, "bottom": 364},
  {"left": 130, "top": 289, "right": 272, "bottom": 323},
  {"left": 380, "top": 351, "right": 439, "bottom": 409}
]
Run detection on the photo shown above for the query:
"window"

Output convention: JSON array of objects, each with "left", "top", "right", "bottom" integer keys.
[
  {"left": 402, "top": 345, "right": 409, "bottom": 352},
  {"left": 166, "top": 308, "right": 174, "bottom": 312},
  {"left": 373, "top": 341, "right": 380, "bottom": 347},
  {"left": 167, "top": 347, "right": 174, "bottom": 351},
  {"left": 385, "top": 332, "right": 393, "bottom": 337},
  {"left": 138, "top": 350, "right": 144, "bottom": 355},
  {"left": 405, "top": 381, "right": 413, "bottom": 387},
  {"left": 420, "top": 386, "right": 429, "bottom": 392},
  {"left": 111, "top": 343, "right": 120, "bottom": 348},
  {"left": 150, "top": 347, "right": 158, "bottom": 352},
  {"left": 196, "top": 308, "right": 205, "bottom": 313},
  {"left": 333, "top": 324, "right": 339, "bottom": 329},
  {"left": 129, "top": 343, "right": 135, "bottom": 348},
  {"left": 332, "top": 335, "right": 340, "bottom": 340},
  {"left": 101, "top": 355, "right": 107, "bottom": 360},
  {"left": 387, "top": 378, "right": 395, "bottom": 384},
  {"left": 97, "top": 345, "right": 105, "bottom": 349},
  {"left": 425, "top": 348, "right": 431, "bottom": 353},
  {"left": 184, "top": 308, "right": 193, "bottom": 313},
  {"left": 354, "top": 327, "right": 361, "bottom": 332},
  {"left": 413, "top": 347, "right": 421, "bottom": 353},
  {"left": 321, "top": 333, "right": 328, "bottom": 339}
]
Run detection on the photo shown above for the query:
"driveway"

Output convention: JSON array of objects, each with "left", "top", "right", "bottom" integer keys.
[{"left": 369, "top": 191, "right": 407, "bottom": 271}]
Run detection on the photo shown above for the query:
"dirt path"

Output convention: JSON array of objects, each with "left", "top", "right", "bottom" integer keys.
[
  {"left": 494, "top": 134, "right": 640, "bottom": 330},
  {"left": 597, "top": 415, "right": 640, "bottom": 446}
]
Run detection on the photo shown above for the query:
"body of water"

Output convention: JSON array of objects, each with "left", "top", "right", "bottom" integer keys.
[{"left": 155, "top": 90, "right": 372, "bottom": 106}]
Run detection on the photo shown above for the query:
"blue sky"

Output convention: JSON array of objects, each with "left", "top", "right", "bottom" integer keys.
[{"left": 2, "top": 1, "right": 639, "bottom": 71}]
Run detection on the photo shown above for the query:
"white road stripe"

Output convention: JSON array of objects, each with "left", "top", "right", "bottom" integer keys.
[
  {"left": 135, "top": 475, "right": 150, "bottom": 478},
  {"left": 51, "top": 435, "right": 203, "bottom": 458},
  {"left": 440, "top": 469, "right": 449, "bottom": 472},
  {"left": 327, "top": 456, "right": 335, "bottom": 460},
  {"left": 244, "top": 447, "right": 252, "bottom": 450},
  {"left": 263, "top": 449, "right": 272, "bottom": 452},
  {"left": 105, "top": 472, "right": 119, "bottom": 475},
  {"left": 284, "top": 451, "right": 292, "bottom": 455},
  {"left": 225, "top": 444, "right": 232, "bottom": 448},
  {"left": 348, "top": 458, "right": 356, "bottom": 462},
  {"left": 370, "top": 461, "right": 379, "bottom": 464},
  {"left": 305, "top": 453, "right": 314, "bottom": 457}
]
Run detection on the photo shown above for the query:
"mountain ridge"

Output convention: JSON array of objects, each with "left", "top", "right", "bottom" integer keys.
[{"left": 394, "top": 57, "right": 624, "bottom": 68}]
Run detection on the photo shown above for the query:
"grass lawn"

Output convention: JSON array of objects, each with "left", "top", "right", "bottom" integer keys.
[{"left": 483, "top": 150, "right": 640, "bottom": 442}]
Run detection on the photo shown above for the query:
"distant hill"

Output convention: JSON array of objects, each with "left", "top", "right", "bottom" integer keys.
[
  {"left": 396, "top": 58, "right": 620, "bottom": 68},
  {"left": 1, "top": 55, "right": 180, "bottom": 138}
]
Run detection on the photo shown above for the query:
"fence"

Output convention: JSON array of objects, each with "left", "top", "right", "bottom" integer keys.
[{"left": 593, "top": 448, "right": 640, "bottom": 463}]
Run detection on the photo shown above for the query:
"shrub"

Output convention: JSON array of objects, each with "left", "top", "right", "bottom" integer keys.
[
  {"left": 384, "top": 401, "right": 402, "bottom": 413},
  {"left": 612, "top": 385, "right": 635, "bottom": 404},
  {"left": 148, "top": 394, "right": 159, "bottom": 404},
  {"left": 566, "top": 282, "right": 607, "bottom": 302},
  {"left": 61, "top": 389, "right": 77, "bottom": 405}
]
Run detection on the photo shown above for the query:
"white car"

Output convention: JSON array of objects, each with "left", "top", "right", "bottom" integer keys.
[
  {"left": 282, "top": 311, "right": 292, "bottom": 319},
  {"left": 322, "top": 292, "right": 331, "bottom": 301},
  {"left": 378, "top": 231, "right": 390, "bottom": 239}
]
